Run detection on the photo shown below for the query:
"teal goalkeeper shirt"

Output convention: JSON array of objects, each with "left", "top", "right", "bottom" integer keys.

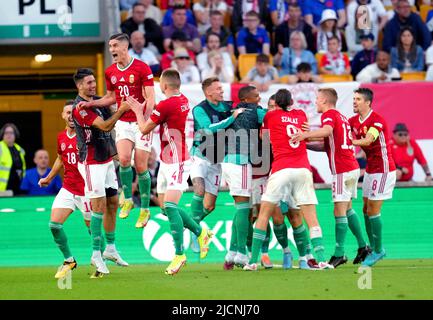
[
  {"left": 191, "top": 100, "right": 235, "bottom": 158},
  {"left": 223, "top": 108, "right": 267, "bottom": 165}
]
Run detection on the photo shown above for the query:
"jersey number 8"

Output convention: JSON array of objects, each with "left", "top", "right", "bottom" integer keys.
[{"left": 286, "top": 124, "right": 300, "bottom": 149}]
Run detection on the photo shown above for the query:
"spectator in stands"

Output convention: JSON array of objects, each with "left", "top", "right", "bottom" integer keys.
[
  {"left": 274, "top": 4, "right": 315, "bottom": 54},
  {"left": 120, "top": 0, "right": 138, "bottom": 11},
  {"left": 161, "top": 31, "right": 197, "bottom": 70},
  {"left": 345, "top": 0, "right": 387, "bottom": 57},
  {"left": 193, "top": 0, "right": 228, "bottom": 35},
  {"left": 203, "top": 10, "right": 231, "bottom": 48},
  {"left": 390, "top": 27, "right": 425, "bottom": 72},
  {"left": 201, "top": 50, "right": 235, "bottom": 82},
  {"left": 426, "top": 44, "right": 433, "bottom": 67},
  {"left": 231, "top": 0, "right": 270, "bottom": 33},
  {"left": 240, "top": 54, "right": 279, "bottom": 92},
  {"left": 382, "top": 0, "right": 431, "bottom": 52},
  {"left": 269, "top": 0, "right": 289, "bottom": 28},
  {"left": 128, "top": 31, "right": 160, "bottom": 75},
  {"left": 356, "top": 50, "right": 401, "bottom": 83},
  {"left": 315, "top": 9, "right": 347, "bottom": 53},
  {"left": 319, "top": 36, "right": 351, "bottom": 75},
  {"left": 351, "top": 33, "right": 377, "bottom": 79},
  {"left": 277, "top": 31, "right": 317, "bottom": 76},
  {"left": 197, "top": 32, "right": 234, "bottom": 74},
  {"left": 121, "top": 3, "right": 163, "bottom": 53},
  {"left": 171, "top": 48, "right": 201, "bottom": 83},
  {"left": 0, "top": 123, "right": 25, "bottom": 195},
  {"left": 162, "top": 0, "right": 196, "bottom": 27},
  {"left": 21, "top": 149, "right": 61, "bottom": 196},
  {"left": 303, "top": 0, "right": 346, "bottom": 30},
  {"left": 236, "top": 11, "right": 270, "bottom": 55},
  {"left": 130, "top": 0, "right": 163, "bottom": 25},
  {"left": 163, "top": 6, "right": 202, "bottom": 53},
  {"left": 390, "top": 123, "right": 432, "bottom": 182},
  {"left": 285, "top": 62, "right": 323, "bottom": 84}
]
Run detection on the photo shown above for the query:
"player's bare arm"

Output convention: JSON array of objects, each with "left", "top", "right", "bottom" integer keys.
[
  {"left": 292, "top": 125, "right": 332, "bottom": 143},
  {"left": 143, "top": 85, "right": 155, "bottom": 111},
  {"left": 76, "top": 91, "right": 116, "bottom": 109},
  {"left": 126, "top": 96, "right": 157, "bottom": 135},
  {"left": 352, "top": 131, "right": 376, "bottom": 147},
  {"left": 92, "top": 102, "right": 130, "bottom": 132},
  {"left": 38, "top": 155, "right": 63, "bottom": 187}
]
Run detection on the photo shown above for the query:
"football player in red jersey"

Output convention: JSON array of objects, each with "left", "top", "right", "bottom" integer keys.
[
  {"left": 126, "top": 69, "right": 212, "bottom": 275},
  {"left": 244, "top": 89, "right": 333, "bottom": 271},
  {"left": 349, "top": 87, "right": 396, "bottom": 267},
  {"left": 77, "top": 33, "right": 155, "bottom": 228},
  {"left": 38, "top": 101, "right": 92, "bottom": 279},
  {"left": 292, "top": 88, "right": 371, "bottom": 267}
]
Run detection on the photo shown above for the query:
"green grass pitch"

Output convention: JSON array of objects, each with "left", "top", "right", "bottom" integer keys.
[{"left": 1, "top": 260, "right": 433, "bottom": 300}]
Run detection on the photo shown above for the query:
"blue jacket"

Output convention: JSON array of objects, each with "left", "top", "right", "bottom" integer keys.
[
  {"left": 279, "top": 48, "right": 317, "bottom": 76},
  {"left": 20, "top": 167, "right": 62, "bottom": 196},
  {"left": 390, "top": 46, "right": 425, "bottom": 71},
  {"left": 383, "top": 12, "right": 431, "bottom": 52}
]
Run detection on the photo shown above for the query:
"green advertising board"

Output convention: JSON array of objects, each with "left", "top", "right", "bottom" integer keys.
[
  {"left": 0, "top": 188, "right": 432, "bottom": 267},
  {"left": 0, "top": 0, "right": 100, "bottom": 40}
]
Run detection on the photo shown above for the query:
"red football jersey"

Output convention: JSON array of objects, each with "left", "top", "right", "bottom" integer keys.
[
  {"left": 105, "top": 58, "right": 154, "bottom": 122},
  {"left": 57, "top": 129, "right": 85, "bottom": 196},
  {"left": 150, "top": 93, "right": 190, "bottom": 164},
  {"left": 72, "top": 107, "right": 112, "bottom": 165},
  {"left": 262, "top": 108, "right": 311, "bottom": 173},
  {"left": 321, "top": 109, "right": 359, "bottom": 175},
  {"left": 390, "top": 137, "right": 427, "bottom": 181},
  {"left": 349, "top": 110, "right": 396, "bottom": 174}
]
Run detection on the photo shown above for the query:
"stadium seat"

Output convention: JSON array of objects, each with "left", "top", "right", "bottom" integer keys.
[
  {"left": 321, "top": 74, "right": 353, "bottom": 82},
  {"left": 401, "top": 72, "right": 426, "bottom": 81},
  {"left": 420, "top": 5, "right": 433, "bottom": 22},
  {"left": 238, "top": 54, "right": 273, "bottom": 79},
  {"left": 224, "top": 12, "right": 231, "bottom": 28},
  {"left": 120, "top": 10, "right": 129, "bottom": 23},
  {"left": 279, "top": 75, "right": 290, "bottom": 84}
]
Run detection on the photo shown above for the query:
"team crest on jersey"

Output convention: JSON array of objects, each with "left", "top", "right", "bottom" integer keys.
[
  {"left": 111, "top": 76, "right": 117, "bottom": 84},
  {"left": 61, "top": 143, "right": 66, "bottom": 151},
  {"left": 129, "top": 74, "right": 135, "bottom": 84},
  {"left": 79, "top": 110, "right": 88, "bottom": 118},
  {"left": 407, "top": 146, "right": 414, "bottom": 156}
]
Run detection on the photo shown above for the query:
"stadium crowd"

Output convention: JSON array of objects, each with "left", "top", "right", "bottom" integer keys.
[{"left": 118, "top": 0, "right": 433, "bottom": 82}]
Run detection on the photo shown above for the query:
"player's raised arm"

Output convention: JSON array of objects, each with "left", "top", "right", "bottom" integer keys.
[
  {"left": 91, "top": 102, "right": 130, "bottom": 132},
  {"left": 38, "top": 155, "right": 63, "bottom": 187}
]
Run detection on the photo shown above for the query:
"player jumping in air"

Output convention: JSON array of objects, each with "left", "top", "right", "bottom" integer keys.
[
  {"left": 39, "top": 100, "right": 93, "bottom": 279},
  {"left": 77, "top": 33, "right": 155, "bottom": 228},
  {"left": 349, "top": 88, "right": 396, "bottom": 267},
  {"left": 126, "top": 69, "right": 212, "bottom": 275},
  {"left": 72, "top": 68, "right": 129, "bottom": 277},
  {"left": 292, "top": 88, "right": 371, "bottom": 268}
]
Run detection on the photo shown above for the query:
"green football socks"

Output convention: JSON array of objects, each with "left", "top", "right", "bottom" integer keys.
[{"left": 49, "top": 221, "right": 72, "bottom": 260}]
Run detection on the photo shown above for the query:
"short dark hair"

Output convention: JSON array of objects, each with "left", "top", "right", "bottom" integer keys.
[
  {"left": 210, "top": 10, "right": 223, "bottom": 17},
  {"left": 327, "top": 35, "right": 340, "bottom": 43},
  {"left": 206, "top": 32, "right": 221, "bottom": 44},
  {"left": 238, "top": 85, "right": 257, "bottom": 101},
  {"left": 109, "top": 33, "right": 130, "bottom": 43},
  {"left": 73, "top": 68, "right": 94, "bottom": 84},
  {"left": 161, "top": 69, "right": 181, "bottom": 89},
  {"left": 275, "top": 89, "right": 293, "bottom": 111},
  {"left": 296, "top": 62, "right": 312, "bottom": 73},
  {"left": 64, "top": 100, "right": 75, "bottom": 107},
  {"left": 0, "top": 123, "right": 20, "bottom": 140},
  {"left": 202, "top": 77, "right": 220, "bottom": 92},
  {"left": 256, "top": 54, "right": 270, "bottom": 64},
  {"left": 173, "top": 5, "right": 187, "bottom": 13},
  {"left": 132, "top": 3, "right": 146, "bottom": 11},
  {"left": 354, "top": 87, "right": 374, "bottom": 104},
  {"left": 245, "top": 10, "right": 260, "bottom": 19},
  {"left": 269, "top": 94, "right": 276, "bottom": 102}
]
